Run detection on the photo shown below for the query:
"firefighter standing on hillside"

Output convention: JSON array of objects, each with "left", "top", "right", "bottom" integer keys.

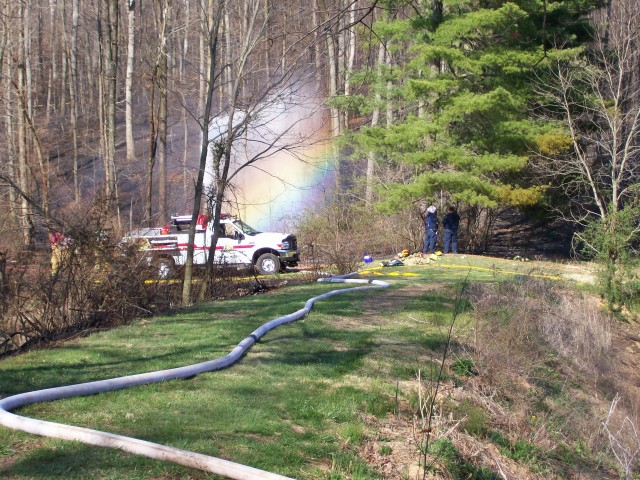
[
  {"left": 442, "top": 206, "right": 461, "bottom": 254},
  {"left": 423, "top": 205, "right": 439, "bottom": 255}
]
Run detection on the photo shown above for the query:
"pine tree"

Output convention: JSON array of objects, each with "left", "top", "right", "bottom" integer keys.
[{"left": 345, "top": 0, "right": 603, "bottom": 212}]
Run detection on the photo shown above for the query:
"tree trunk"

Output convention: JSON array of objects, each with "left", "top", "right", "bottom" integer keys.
[
  {"left": 13, "top": 83, "right": 48, "bottom": 214},
  {"left": 312, "top": 0, "right": 322, "bottom": 94},
  {"left": 17, "top": 4, "right": 33, "bottom": 246},
  {"left": 4, "top": 56, "right": 19, "bottom": 226},
  {"left": 125, "top": 0, "right": 136, "bottom": 162},
  {"left": 146, "top": 65, "right": 157, "bottom": 225},
  {"left": 198, "top": 0, "right": 207, "bottom": 119},
  {"left": 46, "top": 0, "right": 57, "bottom": 125},
  {"left": 60, "top": 0, "right": 82, "bottom": 203},
  {"left": 104, "top": 0, "right": 118, "bottom": 204},
  {"left": 181, "top": 0, "right": 190, "bottom": 200},
  {"left": 182, "top": 0, "right": 224, "bottom": 306},
  {"left": 336, "top": 8, "right": 346, "bottom": 133},
  {"left": 157, "top": 0, "right": 169, "bottom": 222},
  {"left": 264, "top": 0, "right": 270, "bottom": 78},
  {"left": 385, "top": 47, "right": 393, "bottom": 126},
  {"left": 326, "top": 29, "right": 340, "bottom": 187},
  {"left": 280, "top": 6, "right": 287, "bottom": 75},
  {"left": 158, "top": 47, "right": 168, "bottom": 221},
  {"left": 365, "top": 39, "right": 386, "bottom": 204},
  {"left": 224, "top": 2, "right": 233, "bottom": 104},
  {"left": 182, "top": 92, "right": 189, "bottom": 200},
  {"left": 343, "top": 1, "right": 356, "bottom": 128},
  {"left": 23, "top": 1, "right": 33, "bottom": 124}
]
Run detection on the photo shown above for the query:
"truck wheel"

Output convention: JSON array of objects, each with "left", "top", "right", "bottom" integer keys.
[
  {"left": 255, "top": 253, "right": 280, "bottom": 275},
  {"left": 155, "top": 257, "right": 175, "bottom": 280}
]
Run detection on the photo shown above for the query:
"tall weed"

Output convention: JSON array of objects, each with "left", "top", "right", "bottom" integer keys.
[{"left": 469, "top": 278, "right": 611, "bottom": 377}]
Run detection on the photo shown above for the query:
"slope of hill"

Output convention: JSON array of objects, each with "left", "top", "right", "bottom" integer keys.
[{"left": 0, "top": 255, "right": 636, "bottom": 479}]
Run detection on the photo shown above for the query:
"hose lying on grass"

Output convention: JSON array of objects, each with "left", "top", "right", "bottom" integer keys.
[{"left": 0, "top": 275, "right": 389, "bottom": 480}]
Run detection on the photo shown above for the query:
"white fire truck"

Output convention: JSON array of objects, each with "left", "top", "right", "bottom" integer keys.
[{"left": 123, "top": 214, "right": 300, "bottom": 278}]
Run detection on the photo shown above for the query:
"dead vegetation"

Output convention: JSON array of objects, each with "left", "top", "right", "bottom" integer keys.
[
  {"left": 354, "top": 277, "right": 636, "bottom": 479},
  {"left": 0, "top": 229, "right": 169, "bottom": 357},
  {"left": 294, "top": 201, "right": 425, "bottom": 275},
  {"left": 0, "top": 208, "right": 311, "bottom": 357},
  {"left": 468, "top": 279, "right": 612, "bottom": 380}
]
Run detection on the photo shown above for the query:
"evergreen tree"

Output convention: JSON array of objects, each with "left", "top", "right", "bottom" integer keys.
[{"left": 345, "top": 0, "right": 603, "bottom": 213}]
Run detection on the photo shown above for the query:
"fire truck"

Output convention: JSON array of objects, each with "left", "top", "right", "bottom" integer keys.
[{"left": 123, "top": 214, "right": 299, "bottom": 278}]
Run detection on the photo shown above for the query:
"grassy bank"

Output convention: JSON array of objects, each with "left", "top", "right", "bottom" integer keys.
[{"left": 0, "top": 255, "right": 629, "bottom": 479}]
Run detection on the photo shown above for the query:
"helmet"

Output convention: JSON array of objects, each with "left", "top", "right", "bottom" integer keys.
[{"left": 427, "top": 205, "right": 436, "bottom": 213}]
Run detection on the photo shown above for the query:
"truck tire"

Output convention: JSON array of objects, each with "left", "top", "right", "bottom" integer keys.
[
  {"left": 255, "top": 253, "right": 280, "bottom": 275},
  {"left": 155, "top": 257, "right": 176, "bottom": 280}
]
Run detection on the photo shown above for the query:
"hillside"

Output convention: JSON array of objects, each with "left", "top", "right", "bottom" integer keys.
[{"left": 0, "top": 255, "right": 637, "bottom": 479}]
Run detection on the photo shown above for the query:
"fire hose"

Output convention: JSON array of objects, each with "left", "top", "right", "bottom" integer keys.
[{"left": 0, "top": 275, "right": 389, "bottom": 480}]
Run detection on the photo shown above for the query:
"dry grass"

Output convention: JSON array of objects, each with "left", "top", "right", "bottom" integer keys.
[
  {"left": 356, "top": 277, "right": 626, "bottom": 479},
  {"left": 0, "top": 239, "right": 167, "bottom": 356},
  {"left": 468, "top": 279, "right": 612, "bottom": 377}
]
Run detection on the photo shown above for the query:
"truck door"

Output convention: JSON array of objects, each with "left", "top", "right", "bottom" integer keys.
[
  {"left": 193, "top": 230, "right": 208, "bottom": 264},
  {"left": 215, "top": 223, "right": 240, "bottom": 265}
]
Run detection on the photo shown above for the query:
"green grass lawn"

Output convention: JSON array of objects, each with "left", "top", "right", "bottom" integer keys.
[{"left": 0, "top": 255, "right": 596, "bottom": 479}]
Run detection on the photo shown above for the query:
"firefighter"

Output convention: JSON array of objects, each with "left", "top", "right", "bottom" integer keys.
[{"left": 50, "top": 231, "right": 66, "bottom": 275}]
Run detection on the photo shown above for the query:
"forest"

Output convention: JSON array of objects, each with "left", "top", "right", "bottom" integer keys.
[
  {"left": 0, "top": 0, "right": 638, "bottom": 312},
  {"left": 1, "top": 1, "right": 640, "bottom": 478}
]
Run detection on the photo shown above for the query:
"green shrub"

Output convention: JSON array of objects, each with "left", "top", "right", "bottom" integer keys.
[
  {"left": 580, "top": 207, "right": 640, "bottom": 311},
  {"left": 339, "top": 421, "right": 366, "bottom": 444},
  {"left": 363, "top": 392, "right": 395, "bottom": 417},
  {"left": 293, "top": 198, "right": 423, "bottom": 274},
  {"left": 329, "top": 451, "right": 379, "bottom": 479},
  {"left": 451, "top": 357, "right": 476, "bottom": 376},
  {"left": 429, "top": 437, "right": 457, "bottom": 461},
  {"left": 451, "top": 399, "right": 490, "bottom": 436},
  {"left": 378, "top": 445, "right": 392, "bottom": 456},
  {"left": 428, "top": 438, "right": 500, "bottom": 479},
  {"left": 490, "top": 430, "right": 541, "bottom": 463}
]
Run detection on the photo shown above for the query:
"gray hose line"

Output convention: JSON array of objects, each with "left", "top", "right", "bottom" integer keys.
[{"left": 0, "top": 276, "right": 389, "bottom": 480}]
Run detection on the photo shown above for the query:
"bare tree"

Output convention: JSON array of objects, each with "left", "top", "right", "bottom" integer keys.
[
  {"left": 68, "top": 0, "right": 81, "bottom": 202},
  {"left": 535, "top": 2, "right": 640, "bottom": 228},
  {"left": 182, "top": 0, "right": 335, "bottom": 305},
  {"left": 366, "top": 21, "right": 386, "bottom": 204},
  {"left": 16, "top": 1, "right": 34, "bottom": 245},
  {"left": 181, "top": 0, "right": 223, "bottom": 305},
  {"left": 156, "top": 0, "right": 169, "bottom": 222},
  {"left": 1, "top": 1, "right": 19, "bottom": 231},
  {"left": 125, "top": 0, "right": 136, "bottom": 163},
  {"left": 532, "top": 3, "right": 640, "bottom": 308},
  {"left": 102, "top": 0, "right": 119, "bottom": 207},
  {"left": 0, "top": 0, "right": 382, "bottom": 260}
]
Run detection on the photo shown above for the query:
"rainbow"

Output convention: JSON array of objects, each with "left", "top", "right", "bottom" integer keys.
[
  {"left": 232, "top": 130, "right": 335, "bottom": 231},
  {"left": 205, "top": 93, "right": 337, "bottom": 232}
]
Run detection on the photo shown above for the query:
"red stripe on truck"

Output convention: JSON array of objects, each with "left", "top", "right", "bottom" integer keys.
[{"left": 176, "top": 244, "right": 223, "bottom": 251}]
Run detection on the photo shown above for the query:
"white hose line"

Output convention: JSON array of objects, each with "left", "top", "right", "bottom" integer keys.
[{"left": 0, "top": 276, "right": 389, "bottom": 480}]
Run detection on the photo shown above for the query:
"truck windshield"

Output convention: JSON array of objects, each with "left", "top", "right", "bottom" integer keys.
[{"left": 233, "top": 220, "right": 261, "bottom": 235}]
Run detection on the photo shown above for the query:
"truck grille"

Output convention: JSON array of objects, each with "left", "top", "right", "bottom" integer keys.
[{"left": 282, "top": 235, "right": 297, "bottom": 251}]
